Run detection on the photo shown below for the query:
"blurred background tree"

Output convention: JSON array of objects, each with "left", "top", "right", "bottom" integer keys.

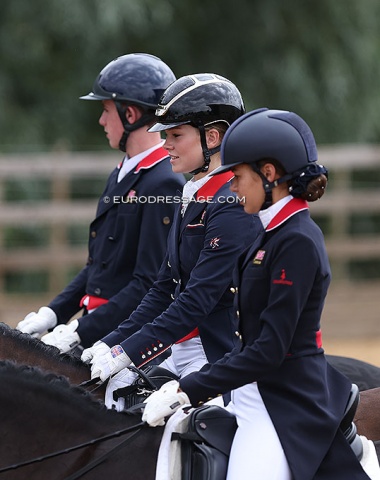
[
  {"left": 0, "top": 0, "right": 379, "bottom": 348},
  {"left": 1, "top": 0, "right": 380, "bottom": 153}
]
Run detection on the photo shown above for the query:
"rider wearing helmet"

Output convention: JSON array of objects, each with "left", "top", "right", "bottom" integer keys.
[
  {"left": 82, "top": 74, "right": 262, "bottom": 411},
  {"left": 81, "top": 53, "right": 177, "bottom": 152},
  {"left": 142, "top": 109, "right": 371, "bottom": 479},
  {"left": 17, "top": 53, "right": 185, "bottom": 351}
]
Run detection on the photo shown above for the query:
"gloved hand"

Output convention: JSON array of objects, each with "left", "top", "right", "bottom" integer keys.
[
  {"left": 16, "top": 306, "right": 57, "bottom": 338},
  {"left": 91, "top": 345, "right": 132, "bottom": 381},
  {"left": 142, "top": 380, "right": 190, "bottom": 427},
  {"left": 81, "top": 340, "right": 110, "bottom": 364},
  {"left": 105, "top": 367, "right": 138, "bottom": 411},
  {"left": 41, "top": 320, "right": 81, "bottom": 353}
]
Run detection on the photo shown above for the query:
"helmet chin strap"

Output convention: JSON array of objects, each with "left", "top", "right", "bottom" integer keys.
[
  {"left": 189, "top": 123, "right": 220, "bottom": 175},
  {"left": 250, "top": 164, "right": 292, "bottom": 210},
  {"left": 115, "top": 102, "right": 154, "bottom": 152}
]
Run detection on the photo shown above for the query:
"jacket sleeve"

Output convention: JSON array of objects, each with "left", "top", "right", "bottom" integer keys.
[
  {"left": 76, "top": 188, "right": 178, "bottom": 347},
  {"left": 48, "top": 266, "right": 88, "bottom": 323},
  {"left": 101, "top": 252, "right": 175, "bottom": 347},
  {"left": 113, "top": 201, "right": 259, "bottom": 367}
]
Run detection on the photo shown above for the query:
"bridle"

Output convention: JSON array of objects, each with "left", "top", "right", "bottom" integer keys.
[{"left": 0, "top": 376, "right": 147, "bottom": 479}]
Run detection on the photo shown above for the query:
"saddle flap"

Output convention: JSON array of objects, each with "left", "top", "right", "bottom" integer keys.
[{"left": 183, "top": 405, "right": 237, "bottom": 457}]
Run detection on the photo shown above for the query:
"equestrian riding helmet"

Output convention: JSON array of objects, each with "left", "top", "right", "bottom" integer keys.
[
  {"left": 149, "top": 73, "right": 244, "bottom": 132},
  {"left": 80, "top": 53, "right": 176, "bottom": 151},
  {"left": 215, "top": 108, "right": 318, "bottom": 176},
  {"left": 80, "top": 53, "right": 176, "bottom": 108},
  {"left": 149, "top": 73, "right": 244, "bottom": 173}
]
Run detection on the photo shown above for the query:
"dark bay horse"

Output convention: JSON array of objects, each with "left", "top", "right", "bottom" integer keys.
[
  {"left": 0, "top": 361, "right": 162, "bottom": 480},
  {"left": 0, "top": 322, "right": 90, "bottom": 386},
  {"left": 2, "top": 322, "right": 380, "bottom": 392},
  {"left": 0, "top": 360, "right": 379, "bottom": 480},
  {"left": 2, "top": 322, "right": 380, "bottom": 445},
  {"left": 355, "top": 387, "right": 380, "bottom": 439}
]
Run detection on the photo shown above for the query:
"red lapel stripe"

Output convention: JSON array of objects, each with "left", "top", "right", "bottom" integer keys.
[
  {"left": 195, "top": 172, "right": 234, "bottom": 199},
  {"left": 266, "top": 198, "right": 309, "bottom": 232},
  {"left": 134, "top": 147, "right": 169, "bottom": 173}
]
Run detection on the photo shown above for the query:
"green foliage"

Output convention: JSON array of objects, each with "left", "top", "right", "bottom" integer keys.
[
  {"left": 4, "top": 270, "right": 49, "bottom": 293},
  {"left": 1, "top": 0, "right": 380, "bottom": 151}
]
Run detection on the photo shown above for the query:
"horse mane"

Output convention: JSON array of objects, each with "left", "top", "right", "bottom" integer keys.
[
  {"left": 0, "top": 359, "right": 106, "bottom": 411},
  {"left": 0, "top": 322, "right": 87, "bottom": 369}
]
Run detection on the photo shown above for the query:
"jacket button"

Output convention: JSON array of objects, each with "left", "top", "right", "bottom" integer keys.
[
  {"left": 168, "top": 261, "right": 171, "bottom": 267},
  {"left": 173, "top": 278, "right": 178, "bottom": 283},
  {"left": 94, "top": 288, "right": 101, "bottom": 296},
  {"left": 87, "top": 257, "right": 93, "bottom": 265},
  {"left": 163, "top": 216, "right": 171, "bottom": 225},
  {"left": 171, "top": 294, "right": 175, "bottom": 300},
  {"left": 230, "top": 287, "right": 236, "bottom": 293},
  {"left": 91, "top": 231, "right": 97, "bottom": 238}
]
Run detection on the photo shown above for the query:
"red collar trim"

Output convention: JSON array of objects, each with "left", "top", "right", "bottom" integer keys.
[
  {"left": 134, "top": 147, "right": 169, "bottom": 173},
  {"left": 195, "top": 172, "right": 234, "bottom": 200},
  {"left": 266, "top": 198, "right": 309, "bottom": 231}
]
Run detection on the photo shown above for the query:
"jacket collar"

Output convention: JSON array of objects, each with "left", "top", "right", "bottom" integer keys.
[
  {"left": 134, "top": 146, "right": 169, "bottom": 173},
  {"left": 195, "top": 172, "right": 234, "bottom": 200},
  {"left": 266, "top": 197, "right": 309, "bottom": 232}
]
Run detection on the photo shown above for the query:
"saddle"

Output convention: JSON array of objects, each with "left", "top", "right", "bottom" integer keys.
[
  {"left": 172, "top": 405, "right": 237, "bottom": 480},
  {"left": 171, "top": 383, "right": 362, "bottom": 480}
]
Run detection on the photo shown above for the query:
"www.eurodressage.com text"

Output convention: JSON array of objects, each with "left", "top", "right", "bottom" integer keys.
[{"left": 103, "top": 195, "right": 246, "bottom": 204}]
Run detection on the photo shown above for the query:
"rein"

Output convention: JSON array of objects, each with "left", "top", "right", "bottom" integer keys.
[
  {"left": 0, "top": 418, "right": 146, "bottom": 475},
  {"left": 78, "top": 376, "right": 105, "bottom": 394}
]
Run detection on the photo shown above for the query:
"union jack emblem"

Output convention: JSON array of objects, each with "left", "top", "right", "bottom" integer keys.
[{"left": 253, "top": 250, "right": 266, "bottom": 265}]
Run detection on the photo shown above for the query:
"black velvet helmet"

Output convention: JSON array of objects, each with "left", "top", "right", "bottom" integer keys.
[
  {"left": 213, "top": 108, "right": 327, "bottom": 207},
  {"left": 80, "top": 53, "right": 176, "bottom": 151},
  {"left": 215, "top": 108, "right": 318, "bottom": 175}
]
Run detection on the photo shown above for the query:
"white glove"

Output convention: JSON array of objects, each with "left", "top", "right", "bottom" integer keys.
[
  {"left": 81, "top": 340, "right": 110, "bottom": 364},
  {"left": 16, "top": 306, "right": 57, "bottom": 338},
  {"left": 105, "top": 367, "right": 138, "bottom": 412},
  {"left": 41, "top": 320, "right": 81, "bottom": 353},
  {"left": 90, "top": 345, "right": 132, "bottom": 381},
  {"left": 142, "top": 380, "right": 190, "bottom": 427}
]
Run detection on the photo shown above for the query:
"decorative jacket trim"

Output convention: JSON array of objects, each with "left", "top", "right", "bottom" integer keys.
[
  {"left": 266, "top": 198, "right": 308, "bottom": 232},
  {"left": 195, "top": 172, "right": 234, "bottom": 200},
  {"left": 134, "top": 147, "right": 169, "bottom": 173}
]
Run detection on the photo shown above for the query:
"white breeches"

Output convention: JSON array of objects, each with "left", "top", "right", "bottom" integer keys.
[
  {"left": 226, "top": 382, "right": 292, "bottom": 480},
  {"left": 159, "top": 336, "right": 208, "bottom": 378}
]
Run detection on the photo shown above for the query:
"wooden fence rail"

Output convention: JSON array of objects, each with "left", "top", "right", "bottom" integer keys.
[{"left": 0, "top": 146, "right": 379, "bottom": 296}]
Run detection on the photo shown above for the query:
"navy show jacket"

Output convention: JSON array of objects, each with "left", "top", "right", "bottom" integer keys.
[
  {"left": 180, "top": 198, "right": 369, "bottom": 480},
  {"left": 49, "top": 147, "right": 185, "bottom": 347},
  {"left": 103, "top": 172, "right": 262, "bottom": 367}
]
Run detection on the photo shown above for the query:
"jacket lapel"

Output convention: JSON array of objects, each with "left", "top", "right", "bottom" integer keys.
[
  {"left": 95, "top": 146, "right": 169, "bottom": 219},
  {"left": 96, "top": 170, "right": 140, "bottom": 218},
  {"left": 239, "top": 198, "right": 308, "bottom": 271}
]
